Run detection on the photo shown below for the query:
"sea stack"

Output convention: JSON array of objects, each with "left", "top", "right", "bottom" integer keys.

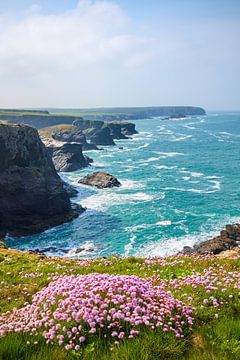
[{"left": 0, "top": 124, "right": 83, "bottom": 237}]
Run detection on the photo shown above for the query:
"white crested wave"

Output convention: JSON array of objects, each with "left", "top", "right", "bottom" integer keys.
[
  {"left": 135, "top": 214, "right": 240, "bottom": 258},
  {"left": 91, "top": 161, "right": 107, "bottom": 168},
  {"left": 80, "top": 191, "right": 154, "bottom": 211},
  {"left": 154, "top": 151, "right": 185, "bottom": 158},
  {"left": 120, "top": 179, "right": 145, "bottom": 190},
  {"left": 66, "top": 241, "right": 98, "bottom": 258},
  {"left": 136, "top": 143, "right": 150, "bottom": 149},
  {"left": 161, "top": 185, "right": 221, "bottom": 194},
  {"left": 155, "top": 220, "right": 172, "bottom": 226},
  {"left": 154, "top": 165, "right": 177, "bottom": 170},
  {"left": 170, "top": 134, "right": 193, "bottom": 142},
  {"left": 139, "top": 157, "right": 159, "bottom": 163},
  {"left": 124, "top": 233, "right": 137, "bottom": 256}
]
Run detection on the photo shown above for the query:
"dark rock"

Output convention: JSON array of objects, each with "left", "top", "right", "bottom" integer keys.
[
  {"left": 84, "top": 155, "right": 94, "bottom": 164},
  {"left": 52, "top": 128, "right": 98, "bottom": 151},
  {"left": 31, "top": 247, "right": 70, "bottom": 255},
  {"left": 51, "top": 143, "right": 91, "bottom": 172},
  {"left": 106, "top": 123, "right": 128, "bottom": 139},
  {"left": 75, "top": 247, "right": 95, "bottom": 253},
  {"left": 183, "top": 224, "right": 240, "bottom": 255},
  {"left": 119, "top": 122, "right": 138, "bottom": 136},
  {"left": 182, "top": 246, "right": 194, "bottom": 255},
  {"left": 78, "top": 171, "right": 121, "bottom": 189},
  {"left": 62, "top": 181, "right": 78, "bottom": 197},
  {"left": 0, "top": 124, "right": 83, "bottom": 237},
  {"left": 89, "top": 127, "right": 115, "bottom": 146}
]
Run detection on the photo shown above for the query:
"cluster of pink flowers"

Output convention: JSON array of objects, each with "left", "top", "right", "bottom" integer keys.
[
  {"left": 152, "top": 265, "right": 240, "bottom": 309},
  {"left": 0, "top": 274, "right": 193, "bottom": 350}
]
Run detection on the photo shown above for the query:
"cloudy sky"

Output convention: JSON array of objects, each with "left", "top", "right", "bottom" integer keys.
[{"left": 0, "top": 0, "right": 239, "bottom": 110}]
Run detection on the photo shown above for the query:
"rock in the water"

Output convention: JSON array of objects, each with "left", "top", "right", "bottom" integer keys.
[
  {"left": 182, "top": 224, "right": 240, "bottom": 255},
  {"left": 49, "top": 142, "right": 92, "bottom": 172},
  {"left": 0, "top": 124, "right": 83, "bottom": 237},
  {"left": 78, "top": 171, "right": 121, "bottom": 189},
  {"left": 89, "top": 127, "right": 115, "bottom": 146}
]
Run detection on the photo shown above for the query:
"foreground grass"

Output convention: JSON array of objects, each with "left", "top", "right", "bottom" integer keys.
[{"left": 0, "top": 249, "right": 239, "bottom": 359}]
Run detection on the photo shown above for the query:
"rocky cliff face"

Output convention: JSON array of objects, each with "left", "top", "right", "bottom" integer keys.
[
  {"left": 0, "top": 124, "right": 82, "bottom": 237},
  {"left": 52, "top": 128, "right": 98, "bottom": 151}
]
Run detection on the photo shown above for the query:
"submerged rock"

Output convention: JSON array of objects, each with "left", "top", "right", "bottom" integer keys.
[
  {"left": 0, "top": 124, "right": 83, "bottom": 237},
  {"left": 78, "top": 171, "right": 121, "bottom": 189}
]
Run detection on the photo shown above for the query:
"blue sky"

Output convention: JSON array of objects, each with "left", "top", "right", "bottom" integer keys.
[{"left": 0, "top": 0, "right": 239, "bottom": 109}]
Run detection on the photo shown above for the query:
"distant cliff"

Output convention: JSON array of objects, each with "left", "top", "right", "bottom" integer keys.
[
  {"left": 0, "top": 124, "right": 82, "bottom": 237},
  {"left": 0, "top": 106, "right": 205, "bottom": 128}
]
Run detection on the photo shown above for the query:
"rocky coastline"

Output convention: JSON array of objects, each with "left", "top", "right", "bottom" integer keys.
[{"left": 0, "top": 124, "right": 83, "bottom": 238}]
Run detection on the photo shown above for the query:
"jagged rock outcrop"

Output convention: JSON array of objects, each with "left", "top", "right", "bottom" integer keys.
[
  {"left": 106, "top": 122, "right": 128, "bottom": 139},
  {"left": 52, "top": 127, "right": 98, "bottom": 151},
  {"left": 78, "top": 171, "right": 121, "bottom": 189},
  {"left": 119, "top": 122, "right": 138, "bottom": 136},
  {"left": 62, "top": 181, "right": 78, "bottom": 197},
  {"left": 0, "top": 124, "right": 83, "bottom": 237},
  {"left": 182, "top": 224, "right": 240, "bottom": 255},
  {"left": 89, "top": 127, "right": 115, "bottom": 146},
  {"left": 47, "top": 142, "right": 92, "bottom": 172},
  {"left": 39, "top": 125, "right": 98, "bottom": 151}
]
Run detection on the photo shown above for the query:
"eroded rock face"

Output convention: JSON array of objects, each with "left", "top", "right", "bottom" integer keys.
[
  {"left": 50, "top": 143, "right": 91, "bottom": 172},
  {"left": 0, "top": 124, "right": 82, "bottom": 237},
  {"left": 78, "top": 171, "right": 121, "bottom": 189},
  {"left": 42, "top": 138, "right": 93, "bottom": 172},
  {"left": 182, "top": 224, "right": 240, "bottom": 255},
  {"left": 89, "top": 127, "right": 115, "bottom": 146},
  {"left": 52, "top": 128, "right": 98, "bottom": 151}
]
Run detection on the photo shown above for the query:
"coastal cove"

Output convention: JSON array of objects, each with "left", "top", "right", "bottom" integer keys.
[{"left": 5, "top": 112, "right": 240, "bottom": 258}]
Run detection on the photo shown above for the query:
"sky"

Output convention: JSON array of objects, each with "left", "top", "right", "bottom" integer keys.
[{"left": 0, "top": 0, "right": 239, "bottom": 110}]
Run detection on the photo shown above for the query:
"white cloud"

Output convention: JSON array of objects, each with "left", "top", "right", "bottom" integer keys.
[
  {"left": 0, "top": 0, "right": 239, "bottom": 109},
  {"left": 0, "top": 1, "right": 154, "bottom": 75}
]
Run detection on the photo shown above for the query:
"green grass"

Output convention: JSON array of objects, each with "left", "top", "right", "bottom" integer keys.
[
  {"left": 0, "top": 249, "right": 239, "bottom": 359},
  {"left": 39, "top": 124, "right": 77, "bottom": 138}
]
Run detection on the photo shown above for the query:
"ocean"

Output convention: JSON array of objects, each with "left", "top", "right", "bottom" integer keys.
[{"left": 6, "top": 112, "right": 240, "bottom": 258}]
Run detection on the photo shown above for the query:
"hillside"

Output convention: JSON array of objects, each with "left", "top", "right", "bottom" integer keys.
[
  {"left": 0, "top": 248, "right": 239, "bottom": 360},
  {"left": 0, "top": 106, "right": 206, "bottom": 128}
]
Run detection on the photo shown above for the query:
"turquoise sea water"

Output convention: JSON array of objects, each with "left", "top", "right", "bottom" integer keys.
[{"left": 6, "top": 112, "right": 240, "bottom": 257}]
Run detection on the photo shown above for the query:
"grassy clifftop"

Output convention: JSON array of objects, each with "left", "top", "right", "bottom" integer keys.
[{"left": 0, "top": 248, "right": 239, "bottom": 360}]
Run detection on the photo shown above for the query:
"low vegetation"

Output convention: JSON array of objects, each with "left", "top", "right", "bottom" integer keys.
[{"left": 0, "top": 248, "right": 239, "bottom": 359}]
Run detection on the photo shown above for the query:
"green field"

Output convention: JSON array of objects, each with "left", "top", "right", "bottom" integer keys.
[{"left": 0, "top": 248, "right": 239, "bottom": 360}]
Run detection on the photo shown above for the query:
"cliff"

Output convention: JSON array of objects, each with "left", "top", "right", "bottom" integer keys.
[{"left": 0, "top": 124, "right": 82, "bottom": 237}]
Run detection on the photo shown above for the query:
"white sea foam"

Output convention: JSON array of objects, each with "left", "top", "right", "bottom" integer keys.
[
  {"left": 154, "top": 151, "right": 185, "bottom": 158},
  {"left": 91, "top": 161, "right": 107, "bottom": 168},
  {"left": 136, "top": 214, "right": 240, "bottom": 258},
  {"left": 135, "top": 234, "right": 204, "bottom": 258},
  {"left": 161, "top": 186, "right": 220, "bottom": 194},
  {"left": 155, "top": 220, "right": 172, "bottom": 226},
  {"left": 154, "top": 165, "right": 177, "bottom": 170},
  {"left": 136, "top": 143, "right": 150, "bottom": 149},
  {"left": 170, "top": 134, "right": 192, "bottom": 142},
  {"left": 66, "top": 241, "right": 97, "bottom": 258},
  {"left": 120, "top": 179, "right": 145, "bottom": 190},
  {"left": 80, "top": 192, "right": 154, "bottom": 211},
  {"left": 124, "top": 233, "right": 137, "bottom": 256},
  {"left": 208, "top": 180, "right": 221, "bottom": 191},
  {"left": 139, "top": 157, "right": 159, "bottom": 163}
]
